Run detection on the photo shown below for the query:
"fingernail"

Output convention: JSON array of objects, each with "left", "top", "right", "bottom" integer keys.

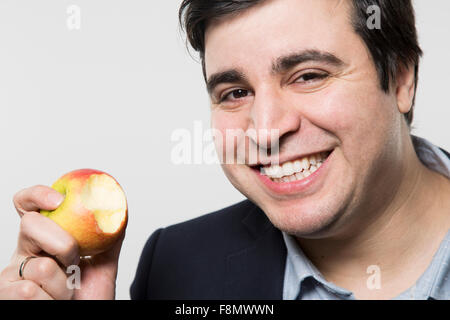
[{"left": 47, "top": 192, "right": 64, "bottom": 207}]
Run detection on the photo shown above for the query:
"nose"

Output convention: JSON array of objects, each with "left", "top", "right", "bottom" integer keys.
[{"left": 248, "top": 86, "right": 302, "bottom": 151}]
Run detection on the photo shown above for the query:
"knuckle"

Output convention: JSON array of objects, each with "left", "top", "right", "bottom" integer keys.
[
  {"left": 16, "top": 280, "right": 39, "bottom": 299},
  {"left": 29, "top": 185, "right": 46, "bottom": 201},
  {"left": 12, "top": 190, "right": 22, "bottom": 207},
  {"left": 19, "top": 212, "right": 38, "bottom": 234},
  {"left": 35, "top": 258, "right": 58, "bottom": 279},
  {"left": 13, "top": 185, "right": 43, "bottom": 207},
  {"left": 13, "top": 189, "right": 27, "bottom": 213},
  {"left": 19, "top": 213, "right": 31, "bottom": 233},
  {"left": 56, "top": 238, "right": 78, "bottom": 263}
]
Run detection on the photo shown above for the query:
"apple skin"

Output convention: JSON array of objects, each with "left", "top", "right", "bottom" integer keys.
[{"left": 40, "top": 169, "right": 128, "bottom": 256}]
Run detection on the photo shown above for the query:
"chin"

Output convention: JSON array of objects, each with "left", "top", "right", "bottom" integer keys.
[
  {"left": 242, "top": 181, "right": 355, "bottom": 239},
  {"left": 262, "top": 200, "right": 343, "bottom": 238}
]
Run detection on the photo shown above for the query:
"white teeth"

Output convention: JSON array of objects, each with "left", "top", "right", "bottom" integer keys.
[
  {"left": 295, "top": 172, "right": 304, "bottom": 180},
  {"left": 263, "top": 165, "right": 283, "bottom": 178},
  {"left": 261, "top": 151, "right": 330, "bottom": 182},
  {"left": 282, "top": 162, "right": 294, "bottom": 176},
  {"left": 293, "top": 160, "right": 302, "bottom": 172},
  {"left": 274, "top": 165, "right": 283, "bottom": 178},
  {"left": 301, "top": 158, "right": 309, "bottom": 170}
]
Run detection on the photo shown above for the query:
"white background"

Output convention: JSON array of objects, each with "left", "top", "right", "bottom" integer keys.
[{"left": 0, "top": 1, "right": 448, "bottom": 299}]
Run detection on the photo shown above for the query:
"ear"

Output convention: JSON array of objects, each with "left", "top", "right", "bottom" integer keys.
[{"left": 395, "top": 63, "right": 416, "bottom": 114}]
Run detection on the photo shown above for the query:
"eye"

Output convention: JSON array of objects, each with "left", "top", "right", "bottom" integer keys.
[
  {"left": 219, "top": 89, "right": 251, "bottom": 103},
  {"left": 294, "top": 72, "right": 329, "bottom": 83}
]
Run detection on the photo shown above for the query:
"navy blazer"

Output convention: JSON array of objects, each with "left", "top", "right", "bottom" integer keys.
[
  {"left": 130, "top": 147, "right": 450, "bottom": 300},
  {"left": 130, "top": 200, "right": 287, "bottom": 299}
]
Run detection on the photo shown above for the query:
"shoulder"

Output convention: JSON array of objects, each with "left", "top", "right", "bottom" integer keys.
[
  {"left": 161, "top": 199, "right": 256, "bottom": 240},
  {"left": 148, "top": 199, "right": 259, "bottom": 261},
  {"left": 130, "top": 199, "right": 260, "bottom": 299}
]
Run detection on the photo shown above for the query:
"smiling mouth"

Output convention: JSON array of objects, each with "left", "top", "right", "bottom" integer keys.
[{"left": 255, "top": 150, "right": 332, "bottom": 183}]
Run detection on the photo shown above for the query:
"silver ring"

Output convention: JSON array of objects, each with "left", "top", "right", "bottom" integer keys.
[{"left": 19, "top": 256, "right": 37, "bottom": 279}]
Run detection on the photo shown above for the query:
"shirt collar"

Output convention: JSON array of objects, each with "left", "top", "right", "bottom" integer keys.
[
  {"left": 427, "top": 231, "right": 450, "bottom": 300},
  {"left": 282, "top": 135, "right": 450, "bottom": 300},
  {"left": 411, "top": 135, "right": 450, "bottom": 177},
  {"left": 282, "top": 231, "right": 353, "bottom": 299},
  {"left": 411, "top": 135, "right": 450, "bottom": 299}
]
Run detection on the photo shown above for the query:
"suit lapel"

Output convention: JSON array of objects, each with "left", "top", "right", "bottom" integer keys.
[{"left": 224, "top": 203, "right": 287, "bottom": 299}]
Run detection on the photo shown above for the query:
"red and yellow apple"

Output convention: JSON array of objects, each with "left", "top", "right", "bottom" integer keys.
[{"left": 40, "top": 169, "right": 128, "bottom": 256}]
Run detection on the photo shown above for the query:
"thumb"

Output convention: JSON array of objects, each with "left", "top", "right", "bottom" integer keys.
[{"left": 14, "top": 185, "right": 65, "bottom": 217}]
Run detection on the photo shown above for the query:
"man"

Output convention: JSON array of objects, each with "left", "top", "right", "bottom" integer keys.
[{"left": 0, "top": 0, "right": 449, "bottom": 300}]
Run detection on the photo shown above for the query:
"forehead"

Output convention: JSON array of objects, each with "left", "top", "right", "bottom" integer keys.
[{"left": 204, "top": 0, "right": 358, "bottom": 77}]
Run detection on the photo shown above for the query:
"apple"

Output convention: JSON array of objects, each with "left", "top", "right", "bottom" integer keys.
[{"left": 40, "top": 169, "right": 128, "bottom": 256}]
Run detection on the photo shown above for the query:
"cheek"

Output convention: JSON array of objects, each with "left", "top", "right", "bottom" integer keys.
[
  {"left": 211, "top": 109, "right": 250, "bottom": 131},
  {"left": 304, "top": 81, "right": 397, "bottom": 161},
  {"left": 211, "top": 109, "right": 250, "bottom": 158}
]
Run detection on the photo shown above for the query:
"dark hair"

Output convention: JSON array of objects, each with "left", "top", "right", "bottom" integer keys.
[{"left": 179, "top": 0, "right": 422, "bottom": 125}]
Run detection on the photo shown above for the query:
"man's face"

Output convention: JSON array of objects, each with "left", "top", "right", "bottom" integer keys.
[{"left": 204, "top": 0, "right": 405, "bottom": 237}]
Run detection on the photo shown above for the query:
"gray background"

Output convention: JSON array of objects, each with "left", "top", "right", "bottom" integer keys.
[{"left": 0, "top": 1, "right": 448, "bottom": 299}]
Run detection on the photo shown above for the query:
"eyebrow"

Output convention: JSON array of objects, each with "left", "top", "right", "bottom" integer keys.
[
  {"left": 272, "top": 49, "right": 345, "bottom": 74},
  {"left": 206, "top": 49, "right": 345, "bottom": 95},
  {"left": 206, "top": 69, "right": 248, "bottom": 95}
]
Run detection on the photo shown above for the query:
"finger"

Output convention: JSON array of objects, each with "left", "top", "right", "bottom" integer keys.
[
  {"left": 19, "top": 256, "right": 73, "bottom": 300},
  {"left": 0, "top": 257, "right": 73, "bottom": 300},
  {"left": 84, "top": 228, "right": 126, "bottom": 282},
  {"left": 18, "top": 212, "right": 80, "bottom": 267},
  {"left": 96, "top": 228, "right": 126, "bottom": 264},
  {"left": 0, "top": 280, "right": 53, "bottom": 300},
  {"left": 13, "top": 185, "right": 64, "bottom": 217}
]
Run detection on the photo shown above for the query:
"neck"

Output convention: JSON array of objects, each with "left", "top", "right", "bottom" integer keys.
[{"left": 296, "top": 133, "right": 450, "bottom": 298}]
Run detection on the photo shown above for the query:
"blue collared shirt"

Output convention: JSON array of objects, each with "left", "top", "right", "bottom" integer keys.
[{"left": 282, "top": 136, "right": 450, "bottom": 300}]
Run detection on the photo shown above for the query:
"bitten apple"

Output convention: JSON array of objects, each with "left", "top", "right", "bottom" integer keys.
[{"left": 40, "top": 169, "right": 128, "bottom": 256}]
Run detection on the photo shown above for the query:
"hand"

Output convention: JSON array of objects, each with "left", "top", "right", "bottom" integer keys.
[{"left": 0, "top": 185, "right": 124, "bottom": 299}]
